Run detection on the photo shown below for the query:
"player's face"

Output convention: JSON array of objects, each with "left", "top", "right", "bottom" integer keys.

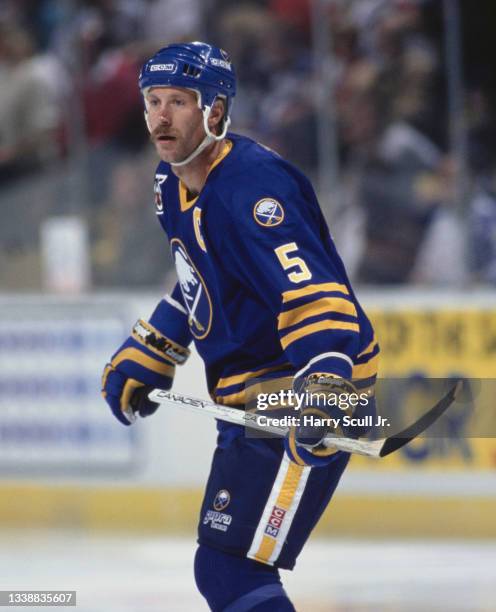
[{"left": 145, "top": 87, "right": 205, "bottom": 163}]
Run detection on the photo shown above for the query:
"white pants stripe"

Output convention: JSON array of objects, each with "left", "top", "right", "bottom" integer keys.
[{"left": 247, "top": 453, "right": 311, "bottom": 566}]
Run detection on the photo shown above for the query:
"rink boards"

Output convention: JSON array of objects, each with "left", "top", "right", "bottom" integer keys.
[{"left": 0, "top": 291, "right": 495, "bottom": 537}]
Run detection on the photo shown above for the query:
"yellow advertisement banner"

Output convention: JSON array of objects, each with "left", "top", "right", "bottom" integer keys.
[{"left": 351, "top": 308, "right": 496, "bottom": 470}]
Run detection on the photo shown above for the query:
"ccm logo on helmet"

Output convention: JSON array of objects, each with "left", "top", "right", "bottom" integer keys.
[
  {"left": 150, "top": 62, "right": 177, "bottom": 73},
  {"left": 209, "top": 58, "right": 232, "bottom": 71}
]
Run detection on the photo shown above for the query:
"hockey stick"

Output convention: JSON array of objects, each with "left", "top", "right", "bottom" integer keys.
[{"left": 131, "top": 381, "right": 462, "bottom": 458}]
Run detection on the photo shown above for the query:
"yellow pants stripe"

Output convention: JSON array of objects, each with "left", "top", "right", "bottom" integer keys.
[{"left": 247, "top": 454, "right": 310, "bottom": 565}]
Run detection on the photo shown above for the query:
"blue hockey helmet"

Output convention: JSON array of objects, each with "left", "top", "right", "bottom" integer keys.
[{"left": 139, "top": 42, "right": 236, "bottom": 131}]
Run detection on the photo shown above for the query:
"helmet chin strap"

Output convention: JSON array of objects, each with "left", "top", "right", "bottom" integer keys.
[{"left": 170, "top": 103, "right": 230, "bottom": 168}]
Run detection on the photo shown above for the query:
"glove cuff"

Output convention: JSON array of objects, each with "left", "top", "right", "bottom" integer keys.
[
  {"left": 132, "top": 319, "right": 190, "bottom": 365},
  {"left": 285, "top": 430, "right": 342, "bottom": 467}
]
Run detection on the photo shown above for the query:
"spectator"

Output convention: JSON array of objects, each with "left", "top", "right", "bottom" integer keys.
[
  {"left": 91, "top": 151, "right": 172, "bottom": 286},
  {"left": 0, "top": 25, "right": 62, "bottom": 184},
  {"left": 144, "top": 0, "right": 202, "bottom": 45},
  {"left": 468, "top": 171, "right": 496, "bottom": 284}
]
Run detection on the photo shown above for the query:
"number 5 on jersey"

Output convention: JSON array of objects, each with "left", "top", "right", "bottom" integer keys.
[{"left": 275, "top": 242, "right": 312, "bottom": 283}]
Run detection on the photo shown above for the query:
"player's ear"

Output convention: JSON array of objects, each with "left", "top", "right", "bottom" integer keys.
[{"left": 208, "top": 99, "right": 225, "bottom": 134}]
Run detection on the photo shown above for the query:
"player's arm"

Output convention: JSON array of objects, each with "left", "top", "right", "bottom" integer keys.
[
  {"left": 101, "top": 284, "right": 192, "bottom": 425},
  {"left": 215, "top": 178, "right": 376, "bottom": 464},
  {"left": 218, "top": 187, "right": 360, "bottom": 376},
  {"left": 270, "top": 238, "right": 377, "bottom": 464}
]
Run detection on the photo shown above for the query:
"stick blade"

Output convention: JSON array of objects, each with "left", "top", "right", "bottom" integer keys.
[{"left": 379, "top": 381, "right": 462, "bottom": 457}]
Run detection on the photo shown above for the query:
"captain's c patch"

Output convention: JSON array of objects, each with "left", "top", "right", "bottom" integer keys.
[{"left": 253, "top": 198, "right": 284, "bottom": 227}]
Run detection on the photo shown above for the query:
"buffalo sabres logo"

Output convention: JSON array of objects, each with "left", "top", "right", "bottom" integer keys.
[
  {"left": 213, "top": 489, "right": 231, "bottom": 511},
  {"left": 171, "top": 238, "right": 212, "bottom": 339},
  {"left": 253, "top": 198, "right": 284, "bottom": 227},
  {"left": 154, "top": 174, "right": 168, "bottom": 215}
]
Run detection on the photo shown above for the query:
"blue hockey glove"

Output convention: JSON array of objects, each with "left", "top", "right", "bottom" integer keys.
[
  {"left": 101, "top": 318, "right": 190, "bottom": 425},
  {"left": 284, "top": 373, "right": 375, "bottom": 467}
]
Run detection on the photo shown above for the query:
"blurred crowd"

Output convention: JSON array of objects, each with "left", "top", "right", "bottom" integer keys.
[{"left": 1, "top": 0, "right": 496, "bottom": 290}]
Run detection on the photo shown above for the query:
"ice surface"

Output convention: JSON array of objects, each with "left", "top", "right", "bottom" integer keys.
[{"left": 1, "top": 530, "right": 495, "bottom": 611}]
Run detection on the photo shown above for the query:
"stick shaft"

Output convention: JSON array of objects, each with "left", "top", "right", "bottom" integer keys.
[
  {"left": 148, "top": 389, "right": 383, "bottom": 457},
  {"left": 147, "top": 381, "right": 461, "bottom": 458}
]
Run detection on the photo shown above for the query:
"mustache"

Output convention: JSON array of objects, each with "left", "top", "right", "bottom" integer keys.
[{"left": 150, "top": 126, "right": 178, "bottom": 142}]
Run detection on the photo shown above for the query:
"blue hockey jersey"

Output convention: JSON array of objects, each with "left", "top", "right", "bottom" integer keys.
[{"left": 152, "top": 133, "right": 379, "bottom": 405}]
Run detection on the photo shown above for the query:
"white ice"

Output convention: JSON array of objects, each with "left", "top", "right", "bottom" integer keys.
[{"left": 1, "top": 530, "right": 495, "bottom": 611}]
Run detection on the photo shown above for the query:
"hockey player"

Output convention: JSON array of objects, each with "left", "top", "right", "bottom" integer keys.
[{"left": 102, "top": 42, "right": 379, "bottom": 611}]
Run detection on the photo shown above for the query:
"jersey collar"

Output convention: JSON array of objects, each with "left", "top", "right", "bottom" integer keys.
[{"left": 179, "top": 139, "right": 233, "bottom": 212}]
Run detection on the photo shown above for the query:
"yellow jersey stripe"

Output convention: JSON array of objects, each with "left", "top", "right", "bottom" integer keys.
[
  {"left": 111, "top": 348, "right": 175, "bottom": 378},
  {"left": 217, "top": 376, "right": 296, "bottom": 410},
  {"left": 214, "top": 389, "right": 246, "bottom": 406},
  {"left": 215, "top": 363, "right": 291, "bottom": 390},
  {"left": 282, "top": 282, "right": 349, "bottom": 304},
  {"left": 280, "top": 319, "right": 360, "bottom": 350},
  {"left": 352, "top": 352, "right": 380, "bottom": 379},
  {"left": 278, "top": 296, "right": 357, "bottom": 331},
  {"left": 288, "top": 432, "right": 307, "bottom": 467},
  {"left": 357, "top": 335, "right": 377, "bottom": 359}
]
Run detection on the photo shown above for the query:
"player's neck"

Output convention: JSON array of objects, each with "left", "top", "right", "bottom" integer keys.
[{"left": 171, "top": 139, "right": 225, "bottom": 196}]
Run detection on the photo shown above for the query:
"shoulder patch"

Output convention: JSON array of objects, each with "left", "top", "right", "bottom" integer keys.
[{"left": 253, "top": 198, "right": 284, "bottom": 227}]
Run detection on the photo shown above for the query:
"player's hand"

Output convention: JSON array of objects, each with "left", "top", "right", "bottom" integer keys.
[
  {"left": 284, "top": 374, "right": 374, "bottom": 467},
  {"left": 101, "top": 319, "right": 189, "bottom": 425}
]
